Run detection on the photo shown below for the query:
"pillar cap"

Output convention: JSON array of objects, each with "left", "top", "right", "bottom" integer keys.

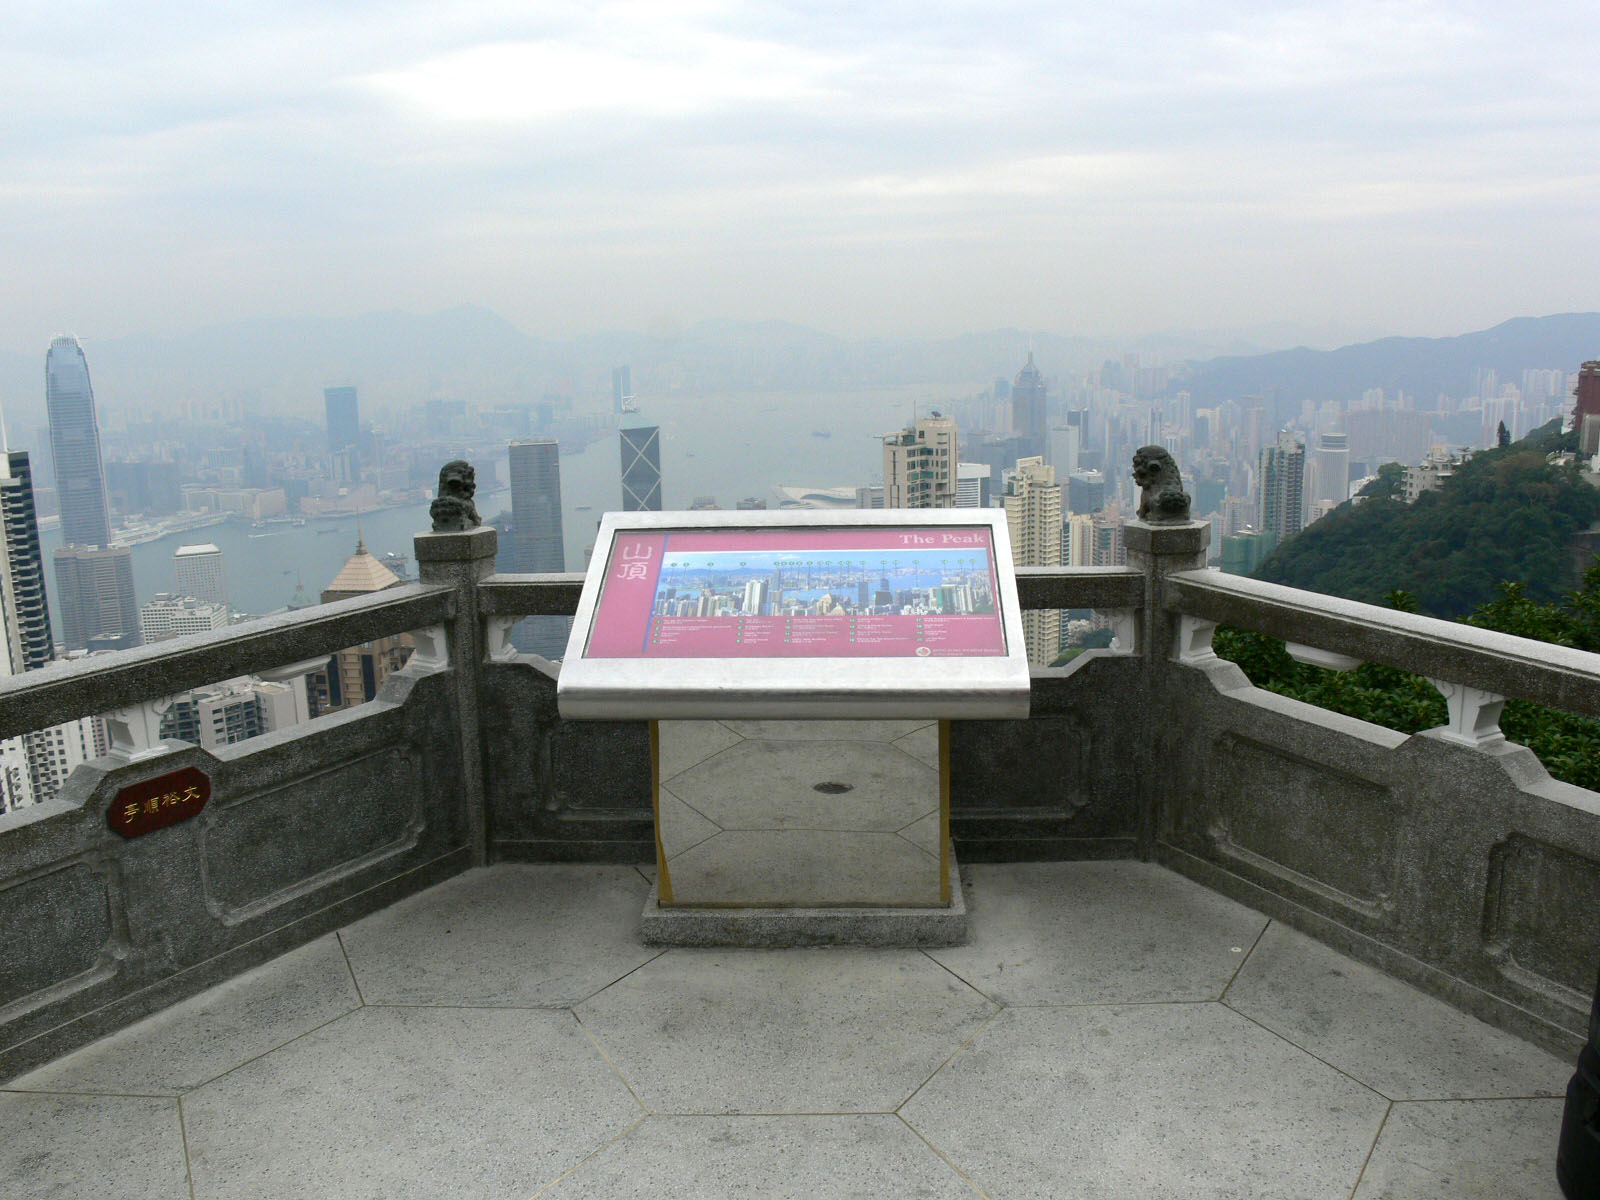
[
  {"left": 414, "top": 526, "right": 498, "bottom": 563},
  {"left": 1123, "top": 519, "right": 1209, "bottom": 556}
]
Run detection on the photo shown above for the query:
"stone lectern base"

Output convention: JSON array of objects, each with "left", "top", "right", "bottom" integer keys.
[{"left": 640, "top": 854, "right": 968, "bottom": 948}]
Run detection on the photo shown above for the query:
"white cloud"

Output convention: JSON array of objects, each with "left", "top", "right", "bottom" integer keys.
[{"left": 0, "top": 1, "right": 1597, "bottom": 347}]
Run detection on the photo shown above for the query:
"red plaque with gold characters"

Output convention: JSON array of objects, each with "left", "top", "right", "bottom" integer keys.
[{"left": 107, "top": 766, "right": 211, "bottom": 838}]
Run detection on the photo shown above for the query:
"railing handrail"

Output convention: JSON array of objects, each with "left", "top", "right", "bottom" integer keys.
[
  {"left": 1167, "top": 568, "right": 1600, "bottom": 719},
  {"left": 478, "top": 573, "right": 588, "bottom": 616},
  {"left": 1014, "top": 565, "right": 1143, "bottom": 611},
  {"left": 0, "top": 582, "right": 455, "bottom": 743}
]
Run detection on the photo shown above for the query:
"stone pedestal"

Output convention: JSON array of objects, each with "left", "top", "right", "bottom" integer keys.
[{"left": 643, "top": 719, "right": 967, "bottom": 947}]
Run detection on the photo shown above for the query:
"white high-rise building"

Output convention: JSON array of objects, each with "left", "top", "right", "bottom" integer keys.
[
  {"left": 955, "top": 462, "right": 990, "bottom": 508},
  {"left": 174, "top": 544, "right": 226, "bottom": 610},
  {"left": 1307, "top": 432, "right": 1350, "bottom": 509},
  {"left": 1065, "top": 514, "right": 1095, "bottom": 567},
  {"left": 1003, "top": 457, "right": 1062, "bottom": 667},
  {"left": 1047, "top": 425, "right": 1081, "bottom": 479},
  {"left": 23, "top": 715, "right": 104, "bottom": 806},
  {"left": 159, "top": 678, "right": 303, "bottom": 752},
  {"left": 881, "top": 415, "right": 958, "bottom": 508},
  {"left": 139, "top": 593, "right": 230, "bottom": 644}
]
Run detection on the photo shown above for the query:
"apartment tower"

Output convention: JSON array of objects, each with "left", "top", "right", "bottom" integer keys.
[
  {"left": 1258, "top": 430, "right": 1307, "bottom": 544},
  {"left": 1003, "top": 457, "right": 1062, "bottom": 666},
  {"left": 881, "top": 415, "right": 958, "bottom": 508}
]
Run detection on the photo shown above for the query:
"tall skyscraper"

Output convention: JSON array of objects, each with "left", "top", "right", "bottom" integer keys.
[
  {"left": 882, "top": 415, "right": 958, "bottom": 508},
  {"left": 324, "top": 386, "right": 360, "bottom": 473},
  {"left": 174, "top": 543, "right": 227, "bottom": 609},
  {"left": 45, "top": 336, "right": 111, "bottom": 548},
  {"left": 0, "top": 449, "right": 47, "bottom": 811},
  {"left": 0, "top": 444, "right": 104, "bottom": 810},
  {"left": 1011, "top": 353, "right": 1048, "bottom": 460},
  {"left": 1047, "top": 424, "right": 1081, "bottom": 480},
  {"left": 1003, "top": 457, "right": 1062, "bottom": 666},
  {"left": 501, "top": 439, "right": 568, "bottom": 657},
  {"left": 53, "top": 544, "right": 140, "bottom": 652},
  {"left": 505, "top": 440, "right": 565, "bottom": 574},
  {"left": 620, "top": 425, "right": 663, "bottom": 511},
  {"left": 0, "top": 451, "right": 55, "bottom": 673},
  {"left": 1308, "top": 432, "right": 1350, "bottom": 510},
  {"left": 1258, "top": 430, "right": 1307, "bottom": 543},
  {"left": 612, "top": 366, "right": 635, "bottom": 414}
]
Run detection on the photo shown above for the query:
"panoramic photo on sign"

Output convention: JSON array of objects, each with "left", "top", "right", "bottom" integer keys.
[{"left": 583, "top": 527, "right": 1006, "bottom": 659}]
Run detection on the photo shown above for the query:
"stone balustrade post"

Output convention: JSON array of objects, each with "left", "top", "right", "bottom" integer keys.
[
  {"left": 1123, "top": 518, "right": 1210, "bottom": 856},
  {"left": 414, "top": 525, "right": 498, "bottom": 865}
]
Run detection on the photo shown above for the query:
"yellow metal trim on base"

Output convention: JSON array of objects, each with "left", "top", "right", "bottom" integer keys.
[
  {"left": 650, "top": 720, "right": 674, "bottom": 906},
  {"left": 939, "top": 719, "right": 951, "bottom": 906}
]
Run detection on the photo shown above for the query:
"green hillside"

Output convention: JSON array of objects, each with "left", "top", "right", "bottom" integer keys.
[{"left": 1253, "top": 421, "right": 1599, "bottom": 618}]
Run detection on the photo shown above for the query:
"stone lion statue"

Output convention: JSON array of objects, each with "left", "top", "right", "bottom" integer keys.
[
  {"left": 429, "top": 459, "right": 481, "bottom": 532},
  {"left": 1132, "top": 445, "right": 1191, "bottom": 524}
]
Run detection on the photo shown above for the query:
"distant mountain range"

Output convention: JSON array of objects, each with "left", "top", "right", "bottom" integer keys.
[
  {"left": 1179, "top": 313, "right": 1600, "bottom": 423},
  {"left": 0, "top": 308, "right": 1594, "bottom": 431}
]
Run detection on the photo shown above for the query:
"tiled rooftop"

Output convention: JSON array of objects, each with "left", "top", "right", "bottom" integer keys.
[{"left": 2, "top": 862, "right": 1569, "bottom": 1199}]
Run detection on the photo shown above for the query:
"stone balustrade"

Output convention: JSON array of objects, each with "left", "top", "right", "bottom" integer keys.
[{"left": 1, "top": 518, "right": 1597, "bottom": 1082}]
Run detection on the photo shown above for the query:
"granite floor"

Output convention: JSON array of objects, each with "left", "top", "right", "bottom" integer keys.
[{"left": 2, "top": 861, "right": 1573, "bottom": 1199}]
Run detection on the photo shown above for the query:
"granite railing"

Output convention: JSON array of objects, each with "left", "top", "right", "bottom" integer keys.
[{"left": 1, "top": 517, "right": 1596, "bottom": 1081}]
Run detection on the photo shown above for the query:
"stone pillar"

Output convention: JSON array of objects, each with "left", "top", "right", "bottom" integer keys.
[
  {"left": 1123, "top": 518, "right": 1210, "bottom": 857},
  {"left": 414, "top": 525, "right": 498, "bottom": 865}
]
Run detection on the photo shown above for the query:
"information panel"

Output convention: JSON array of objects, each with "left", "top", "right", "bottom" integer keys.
[
  {"left": 558, "top": 511, "right": 1031, "bottom": 720},
  {"left": 584, "top": 526, "right": 1006, "bottom": 660}
]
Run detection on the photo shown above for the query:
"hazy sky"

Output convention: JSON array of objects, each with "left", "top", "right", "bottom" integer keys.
[{"left": 3, "top": 1, "right": 1596, "bottom": 352}]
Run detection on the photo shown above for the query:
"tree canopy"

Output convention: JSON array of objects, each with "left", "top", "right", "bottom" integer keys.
[{"left": 1253, "top": 420, "right": 1598, "bottom": 617}]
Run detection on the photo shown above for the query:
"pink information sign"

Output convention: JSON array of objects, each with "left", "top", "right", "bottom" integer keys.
[{"left": 583, "top": 527, "right": 1008, "bottom": 659}]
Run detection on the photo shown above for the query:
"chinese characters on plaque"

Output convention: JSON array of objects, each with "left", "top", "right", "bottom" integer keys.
[{"left": 106, "top": 766, "right": 211, "bottom": 838}]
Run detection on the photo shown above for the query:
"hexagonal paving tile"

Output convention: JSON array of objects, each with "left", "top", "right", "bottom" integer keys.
[
  {"left": 535, "top": 1115, "right": 982, "bottom": 1198},
  {"left": 927, "top": 861, "right": 1269, "bottom": 1004},
  {"left": 901, "top": 1003, "right": 1389, "bottom": 1199},
  {"left": 12, "top": 934, "right": 359, "bottom": 1096},
  {"left": 667, "top": 739, "right": 936, "bottom": 832},
  {"left": 1224, "top": 923, "right": 1570, "bottom": 1100},
  {"left": 1354, "top": 1098, "right": 1564, "bottom": 1198},
  {"left": 339, "top": 865, "right": 658, "bottom": 1006},
  {"left": 575, "top": 948, "right": 997, "bottom": 1113},
  {"left": 0, "top": 1092, "right": 189, "bottom": 1200},
  {"left": 183, "top": 1006, "right": 641, "bottom": 1200}
]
